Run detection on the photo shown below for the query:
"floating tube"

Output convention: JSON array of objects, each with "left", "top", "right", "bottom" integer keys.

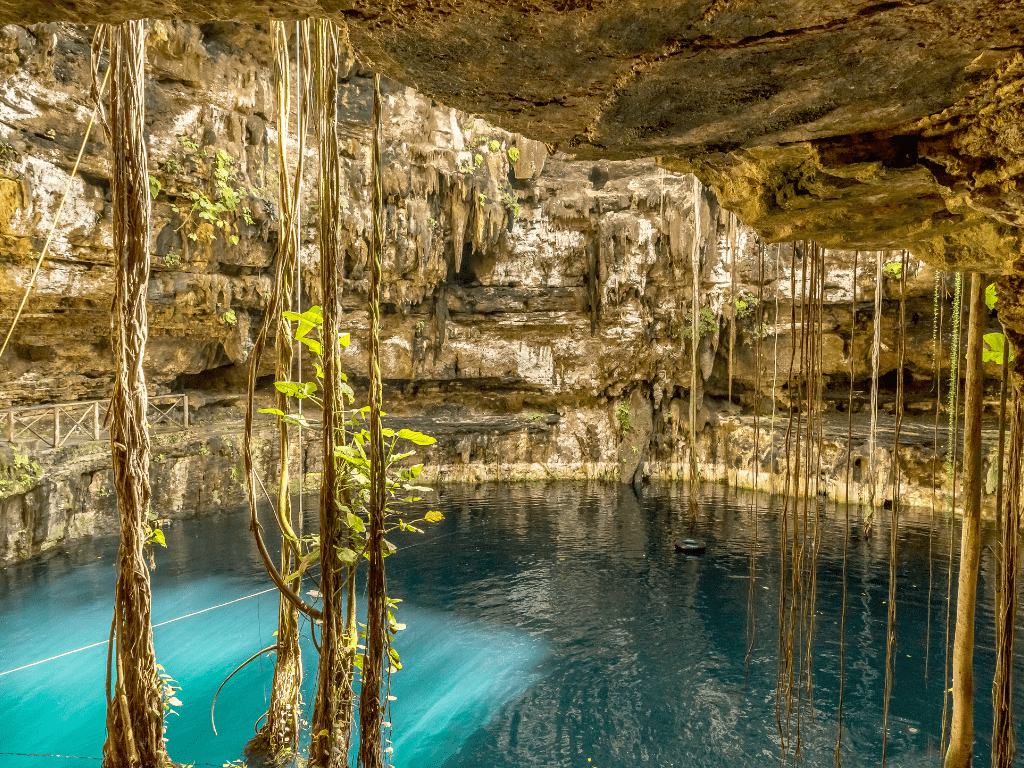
[{"left": 674, "top": 538, "right": 706, "bottom": 555}]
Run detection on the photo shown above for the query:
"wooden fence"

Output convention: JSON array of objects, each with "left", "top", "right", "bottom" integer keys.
[{"left": 3, "top": 394, "right": 189, "bottom": 449}]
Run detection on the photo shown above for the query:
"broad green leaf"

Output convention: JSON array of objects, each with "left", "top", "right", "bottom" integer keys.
[
  {"left": 339, "top": 333, "right": 351, "bottom": 348},
  {"left": 396, "top": 428, "right": 436, "bottom": 446},
  {"left": 407, "top": 464, "right": 424, "bottom": 480},
  {"left": 382, "top": 428, "right": 396, "bottom": 438},
  {"left": 346, "top": 511, "right": 366, "bottom": 533},
  {"left": 424, "top": 510, "right": 444, "bottom": 523},
  {"left": 258, "top": 407, "right": 285, "bottom": 416},
  {"left": 353, "top": 654, "right": 364, "bottom": 670},
  {"left": 275, "top": 381, "right": 308, "bottom": 399},
  {"left": 314, "top": 362, "right": 325, "bottom": 379},
  {"left": 337, "top": 548, "right": 360, "bottom": 566},
  {"left": 282, "top": 413, "right": 313, "bottom": 428},
  {"left": 300, "top": 336, "right": 323, "bottom": 356},
  {"left": 986, "top": 283, "right": 998, "bottom": 310},
  {"left": 983, "top": 332, "right": 1016, "bottom": 364},
  {"left": 149, "top": 528, "right": 167, "bottom": 547}
]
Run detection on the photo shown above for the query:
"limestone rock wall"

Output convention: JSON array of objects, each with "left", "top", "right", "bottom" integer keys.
[{"left": 0, "top": 23, "right": 1003, "bottom": 562}]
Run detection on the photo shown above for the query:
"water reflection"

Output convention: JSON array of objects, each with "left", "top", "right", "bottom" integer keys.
[{"left": 1, "top": 480, "right": 1021, "bottom": 768}]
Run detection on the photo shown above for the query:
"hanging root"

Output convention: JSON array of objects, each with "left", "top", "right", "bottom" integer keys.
[
  {"left": 991, "top": 380, "right": 1021, "bottom": 768},
  {"left": 881, "top": 250, "right": 908, "bottom": 765},
  {"left": 211, "top": 645, "right": 279, "bottom": 736}
]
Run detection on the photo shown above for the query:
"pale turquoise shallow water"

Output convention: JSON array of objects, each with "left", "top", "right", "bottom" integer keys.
[{"left": 1, "top": 481, "right": 1023, "bottom": 767}]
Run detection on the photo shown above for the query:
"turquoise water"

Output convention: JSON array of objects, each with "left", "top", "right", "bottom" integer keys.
[{"left": 1, "top": 481, "right": 1022, "bottom": 767}]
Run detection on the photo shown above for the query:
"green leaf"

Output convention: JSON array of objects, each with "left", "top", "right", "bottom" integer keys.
[
  {"left": 300, "top": 336, "right": 323, "bottom": 356},
  {"left": 424, "top": 510, "right": 444, "bottom": 523},
  {"left": 982, "top": 332, "right": 1016, "bottom": 364},
  {"left": 149, "top": 528, "right": 167, "bottom": 547},
  {"left": 284, "top": 305, "right": 323, "bottom": 339},
  {"left": 282, "top": 413, "right": 313, "bottom": 428},
  {"left": 258, "top": 407, "right": 285, "bottom": 416},
  {"left": 314, "top": 362, "right": 325, "bottom": 380},
  {"left": 986, "top": 283, "right": 998, "bottom": 310},
  {"left": 337, "top": 548, "right": 360, "bottom": 565},
  {"left": 148, "top": 175, "right": 161, "bottom": 200},
  {"left": 407, "top": 464, "right": 424, "bottom": 480},
  {"left": 346, "top": 511, "right": 366, "bottom": 533},
  {"left": 396, "top": 428, "right": 436, "bottom": 446},
  {"left": 339, "top": 333, "right": 351, "bottom": 348}
]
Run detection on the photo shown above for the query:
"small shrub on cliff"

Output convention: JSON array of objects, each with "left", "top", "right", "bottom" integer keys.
[
  {"left": 222, "top": 309, "right": 237, "bottom": 326},
  {"left": 508, "top": 147, "right": 520, "bottom": 164},
  {"left": 616, "top": 401, "right": 631, "bottom": 435},
  {"left": 882, "top": 261, "right": 903, "bottom": 280},
  {"left": 680, "top": 307, "right": 718, "bottom": 343}
]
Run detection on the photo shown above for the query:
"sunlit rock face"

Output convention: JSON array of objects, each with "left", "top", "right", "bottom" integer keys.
[{"left": 0, "top": 20, "right": 1005, "bottom": 560}]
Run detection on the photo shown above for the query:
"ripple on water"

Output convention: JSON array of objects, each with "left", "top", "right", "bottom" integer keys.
[{"left": 2, "top": 480, "right": 1024, "bottom": 768}]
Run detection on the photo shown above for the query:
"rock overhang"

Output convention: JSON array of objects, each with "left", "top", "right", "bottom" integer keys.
[{"left": 2, "top": 1, "right": 1023, "bottom": 269}]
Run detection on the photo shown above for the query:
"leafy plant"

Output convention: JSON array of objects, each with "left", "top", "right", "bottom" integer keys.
[
  {"left": 982, "top": 332, "right": 1015, "bottom": 364},
  {"left": 986, "top": 282, "right": 998, "bottom": 310},
  {"left": 148, "top": 175, "right": 162, "bottom": 200},
  {"left": 474, "top": 153, "right": 483, "bottom": 167},
  {"left": 222, "top": 309, "right": 237, "bottom": 326},
  {"left": 156, "top": 664, "right": 182, "bottom": 729},
  {"left": 882, "top": 261, "right": 903, "bottom": 280},
  {"left": 169, "top": 146, "right": 248, "bottom": 246},
  {"left": 260, "top": 304, "right": 444, "bottom": 562},
  {"left": 488, "top": 139, "right": 499, "bottom": 152},
  {"left": 479, "top": 193, "right": 487, "bottom": 205},
  {"left": 508, "top": 147, "right": 520, "bottom": 164},
  {"left": 680, "top": 306, "right": 718, "bottom": 342},
  {"left": 163, "top": 252, "right": 182, "bottom": 268},
  {"left": 501, "top": 189, "right": 521, "bottom": 218},
  {"left": 733, "top": 293, "right": 758, "bottom": 321},
  {"left": 616, "top": 401, "right": 631, "bottom": 435}
]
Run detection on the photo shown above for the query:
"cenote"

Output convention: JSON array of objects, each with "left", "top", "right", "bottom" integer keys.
[{"left": 3, "top": 481, "right": 1023, "bottom": 767}]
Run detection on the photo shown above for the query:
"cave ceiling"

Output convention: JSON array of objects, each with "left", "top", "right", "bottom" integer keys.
[{"left": 3, "top": 1, "right": 1024, "bottom": 268}]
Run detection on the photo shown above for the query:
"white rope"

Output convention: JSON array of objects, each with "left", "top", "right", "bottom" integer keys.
[{"left": 0, "top": 587, "right": 277, "bottom": 677}]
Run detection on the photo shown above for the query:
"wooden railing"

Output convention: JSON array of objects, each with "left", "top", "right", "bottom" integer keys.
[{"left": 3, "top": 395, "right": 189, "bottom": 449}]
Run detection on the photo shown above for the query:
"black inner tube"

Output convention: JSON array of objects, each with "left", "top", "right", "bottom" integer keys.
[{"left": 675, "top": 537, "right": 707, "bottom": 555}]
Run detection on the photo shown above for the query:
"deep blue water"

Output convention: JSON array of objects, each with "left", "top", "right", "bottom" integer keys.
[{"left": 1, "top": 481, "right": 1022, "bottom": 767}]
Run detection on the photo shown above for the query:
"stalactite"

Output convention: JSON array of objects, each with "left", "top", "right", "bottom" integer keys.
[
  {"left": 836, "top": 249, "right": 858, "bottom": 768},
  {"left": 881, "top": 249, "right": 908, "bottom": 765},
  {"left": 96, "top": 21, "right": 169, "bottom": 768},
  {"left": 945, "top": 272, "right": 986, "bottom": 768},
  {"left": 991, "top": 376, "right": 1021, "bottom": 768}
]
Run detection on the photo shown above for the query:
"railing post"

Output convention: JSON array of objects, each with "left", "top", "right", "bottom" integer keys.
[
  {"left": 53, "top": 406, "right": 60, "bottom": 448},
  {"left": 93, "top": 402, "right": 101, "bottom": 440},
  {"left": 182, "top": 395, "right": 189, "bottom": 429}
]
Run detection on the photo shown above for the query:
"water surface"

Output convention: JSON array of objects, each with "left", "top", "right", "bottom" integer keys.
[{"left": 1, "top": 481, "right": 1022, "bottom": 767}]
